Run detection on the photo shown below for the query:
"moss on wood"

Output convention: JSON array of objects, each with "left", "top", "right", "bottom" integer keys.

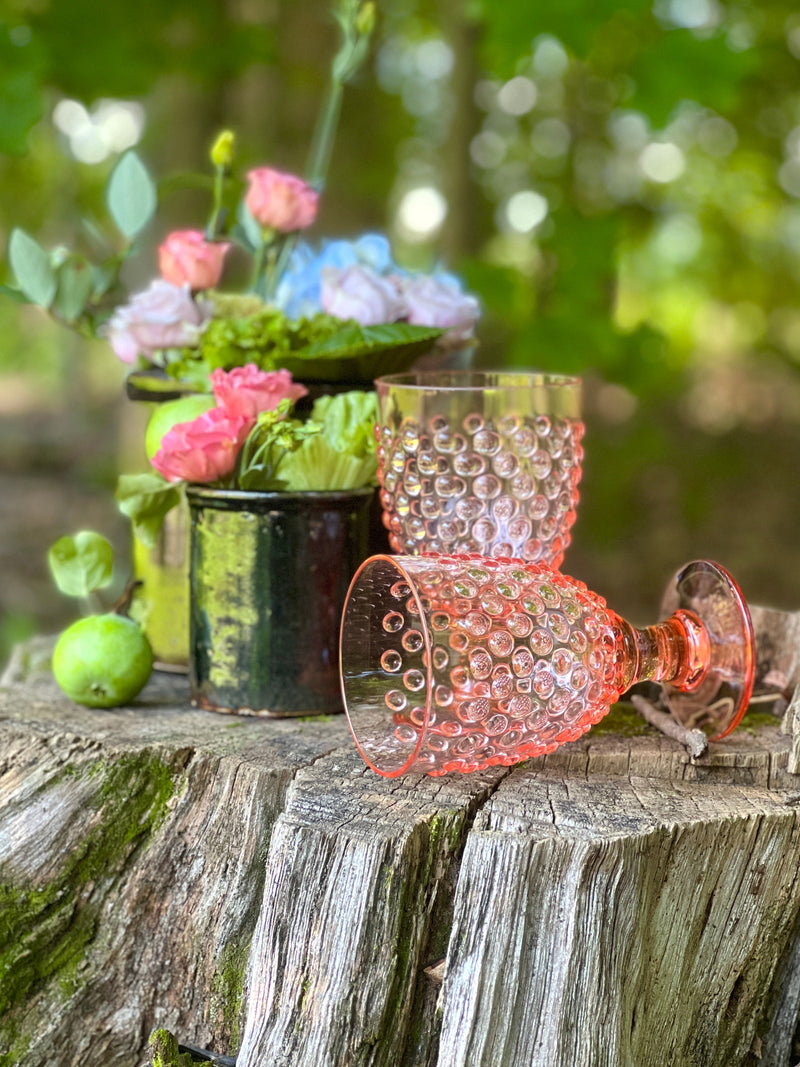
[{"left": 0, "top": 748, "right": 188, "bottom": 1064}]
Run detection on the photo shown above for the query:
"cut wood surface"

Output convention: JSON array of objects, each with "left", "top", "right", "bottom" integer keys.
[{"left": 2, "top": 617, "right": 800, "bottom": 1067}]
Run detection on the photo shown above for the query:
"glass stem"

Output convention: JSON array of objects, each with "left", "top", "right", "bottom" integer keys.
[{"left": 615, "top": 609, "right": 710, "bottom": 695}]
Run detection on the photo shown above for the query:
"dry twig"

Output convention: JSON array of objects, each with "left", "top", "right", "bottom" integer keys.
[{"left": 631, "top": 693, "right": 708, "bottom": 759}]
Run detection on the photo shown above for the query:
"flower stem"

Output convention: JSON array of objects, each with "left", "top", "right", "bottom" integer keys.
[
  {"left": 305, "top": 80, "right": 344, "bottom": 192},
  {"left": 206, "top": 166, "right": 226, "bottom": 240},
  {"left": 305, "top": 0, "right": 374, "bottom": 190}
]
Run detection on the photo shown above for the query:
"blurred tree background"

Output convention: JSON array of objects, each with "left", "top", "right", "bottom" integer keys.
[{"left": 1, "top": 0, "right": 799, "bottom": 661}]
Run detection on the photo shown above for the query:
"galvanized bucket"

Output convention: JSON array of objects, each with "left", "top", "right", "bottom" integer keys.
[{"left": 186, "top": 486, "right": 374, "bottom": 717}]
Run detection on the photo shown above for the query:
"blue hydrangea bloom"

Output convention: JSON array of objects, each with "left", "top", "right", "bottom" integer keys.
[{"left": 274, "top": 233, "right": 399, "bottom": 318}]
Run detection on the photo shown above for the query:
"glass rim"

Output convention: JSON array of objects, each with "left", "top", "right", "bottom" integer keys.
[
  {"left": 374, "top": 370, "right": 581, "bottom": 392},
  {"left": 340, "top": 552, "right": 434, "bottom": 778}
]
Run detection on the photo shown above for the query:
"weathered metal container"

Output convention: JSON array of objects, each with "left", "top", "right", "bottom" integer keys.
[{"left": 186, "top": 486, "right": 374, "bottom": 716}]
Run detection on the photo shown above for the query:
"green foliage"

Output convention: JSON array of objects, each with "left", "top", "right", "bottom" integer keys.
[
  {"left": 180, "top": 305, "right": 343, "bottom": 373},
  {"left": 295, "top": 321, "right": 444, "bottom": 379},
  {"left": 115, "top": 474, "right": 180, "bottom": 549},
  {"left": 0, "top": 22, "right": 46, "bottom": 155},
  {"left": 236, "top": 403, "right": 321, "bottom": 491},
  {"left": 51, "top": 254, "right": 94, "bottom": 323},
  {"left": 274, "top": 390, "right": 379, "bottom": 490},
  {"left": 106, "top": 150, "right": 157, "bottom": 240},
  {"left": 167, "top": 304, "right": 444, "bottom": 383},
  {"left": 310, "top": 390, "right": 377, "bottom": 459},
  {"left": 5, "top": 150, "right": 156, "bottom": 335},
  {"left": 148, "top": 1029, "right": 202, "bottom": 1067},
  {"left": 48, "top": 531, "right": 114, "bottom": 599},
  {"left": 7, "top": 228, "right": 56, "bottom": 308},
  {"left": 2, "top": 0, "right": 800, "bottom": 618}
]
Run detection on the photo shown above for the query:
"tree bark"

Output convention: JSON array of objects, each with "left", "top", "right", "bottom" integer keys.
[{"left": 2, "top": 627, "right": 800, "bottom": 1067}]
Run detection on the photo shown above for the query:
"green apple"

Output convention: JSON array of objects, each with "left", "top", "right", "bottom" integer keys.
[
  {"left": 52, "top": 614, "right": 154, "bottom": 708},
  {"left": 145, "top": 394, "right": 215, "bottom": 460}
]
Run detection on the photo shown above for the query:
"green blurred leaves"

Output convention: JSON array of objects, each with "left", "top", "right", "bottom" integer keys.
[
  {"left": 106, "top": 151, "right": 157, "bottom": 240},
  {"left": 116, "top": 474, "right": 180, "bottom": 549},
  {"left": 8, "top": 228, "right": 57, "bottom": 307},
  {"left": 0, "top": 22, "right": 46, "bottom": 155},
  {"left": 48, "top": 532, "right": 114, "bottom": 598}
]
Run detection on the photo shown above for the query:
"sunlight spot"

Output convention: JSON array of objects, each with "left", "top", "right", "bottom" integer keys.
[
  {"left": 653, "top": 215, "right": 702, "bottom": 264},
  {"left": 532, "top": 36, "right": 569, "bottom": 78},
  {"left": 415, "top": 39, "right": 454, "bottom": 80},
  {"left": 397, "top": 186, "right": 448, "bottom": 241},
  {"left": 609, "top": 110, "right": 649, "bottom": 149},
  {"left": 779, "top": 160, "right": 800, "bottom": 198},
  {"left": 666, "top": 0, "right": 721, "bottom": 30},
  {"left": 497, "top": 76, "right": 537, "bottom": 116},
  {"left": 639, "top": 142, "right": 685, "bottom": 183},
  {"left": 504, "top": 190, "right": 548, "bottom": 233},
  {"left": 697, "top": 115, "right": 738, "bottom": 156},
  {"left": 53, "top": 97, "right": 145, "bottom": 163}
]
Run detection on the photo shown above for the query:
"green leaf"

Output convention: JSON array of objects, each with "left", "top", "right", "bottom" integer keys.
[
  {"left": 8, "top": 228, "right": 57, "bottom": 308},
  {"left": 52, "top": 255, "right": 95, "bottom": 323},
  {"left": 116, "top": 473, "right": 180, "bottom": 548},
  {"left": 284, "top": 322, "right": 445, "bottom": 380},
  {"left": 234, "top": 199, "right": 264, "bottom": 253},
  {"left": 124, "top": 368, "right": 209, "bottom": 401},
  {"left": 0, "top": 283, "right": 27, "bottom": 304},
  {"left": 275, "top": 390, "right": 379, "bottom": 490},
  {"left": 236, "top": 406, "right": 319, "bottom": 491},
  {"left": 106, "top": 150, "right": 157, "bottom": 240},
  {"left": 48, "top": 531, "right": 114, "bottom": 598},
  {"left": 276, "top": 433, "right": 378, "bottom": 491},
  {"left": 310, "top": 390, "right": 377, "bottom": 459}
]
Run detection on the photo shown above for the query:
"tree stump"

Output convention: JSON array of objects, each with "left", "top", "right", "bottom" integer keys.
[{"left": 2, "top": 621, "right": 800, "bottom": 1067}]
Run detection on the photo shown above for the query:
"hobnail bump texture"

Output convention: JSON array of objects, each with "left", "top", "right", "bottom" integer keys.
[
  {"left": 341, "top": 554, "right": 618, "bottom": 777},
  {"left": 375, "top": 373, "right": 583, "bottom": 568}
]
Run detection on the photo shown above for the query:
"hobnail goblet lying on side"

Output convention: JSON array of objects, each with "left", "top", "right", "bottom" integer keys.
[{"left": 339, "top": 553, "right": 755, "bottom": 777}]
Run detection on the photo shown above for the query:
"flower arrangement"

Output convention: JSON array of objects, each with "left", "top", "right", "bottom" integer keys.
[
  {"left": 5, "top": 0, "right": 479, "bottom": 546},
  {"left": 8, "top": 10, "right": 482, "bottom": 540},
  {"left": 5, "top": 3, "right": 479, "bottom": 387},
  {"left": 2, "top": 0, "right": 485, "bottom": 707},
  {"left": 118, "top": 363, "right": 381, "bottom": 544}
]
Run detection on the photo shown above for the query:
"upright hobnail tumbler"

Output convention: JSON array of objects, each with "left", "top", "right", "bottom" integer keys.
[
  {"left": 340, "top": 553, "right": 754, "bottom": 777},
  {"left": 375, "top": 371, "right": 583, "bottom": 568}
]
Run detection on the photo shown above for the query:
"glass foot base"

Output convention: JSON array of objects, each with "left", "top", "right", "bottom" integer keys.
[{"left": 659, "top": 560, "right": 755, "bottom": 740}]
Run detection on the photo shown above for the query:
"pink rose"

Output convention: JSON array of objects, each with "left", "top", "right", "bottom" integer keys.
[
  {"left": 320, "top": 264, "right": 404, "bottom": 325},
  {"left": 399, "top": 275, "right": 480, "bottom": 344},
  {"left": 151, "top": 406, "right": 253, "bottom": 483},
  {"left": 245, "top": 167, "right": 319, "bottom": 232},
  {"left": 158, "top": 230, "right": 230, "bottom": 290},
  {"left": 105, "top": 280, "right": 211, "bottom": 364},
  {"left": 211, "top": 364, "right": 308, "bottom": 419}
]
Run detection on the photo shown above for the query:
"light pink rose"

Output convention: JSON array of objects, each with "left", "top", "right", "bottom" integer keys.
[
  {"left": 158, "top": 230, "right": 230, "bottom": 290},
  {"left": 105, "top": 280, "right": 211, "bottom": 364},
  {"left": 398, "top": 275, "right": 480, "bottom": 344},
  {"left": 320, "top": 264, "right": 404, "bottom": 325},
  {"left": 211, "top": 364, "right": 308, "bottom": 419},
  {"left": 151, "top": 406, "right": 253, "bottom": 483},
  {"left": 245, "top": 167, "right": 319, "bottom": 232}
]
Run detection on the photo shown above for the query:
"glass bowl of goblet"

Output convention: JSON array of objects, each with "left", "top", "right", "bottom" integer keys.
[
  {"left": 339, "top": 553, "right": 755, "bottom": 777},
  {"left": 375, "top": 371, "right": 583, "bottom": 568}
]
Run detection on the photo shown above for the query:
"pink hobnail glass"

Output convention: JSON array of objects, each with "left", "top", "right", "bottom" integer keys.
[
  {"left": 375, "top": 372, "right": 583, "bottom": 568},
  {"left": 339, "top": 554, "right": 755, "bottom": 777}
]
